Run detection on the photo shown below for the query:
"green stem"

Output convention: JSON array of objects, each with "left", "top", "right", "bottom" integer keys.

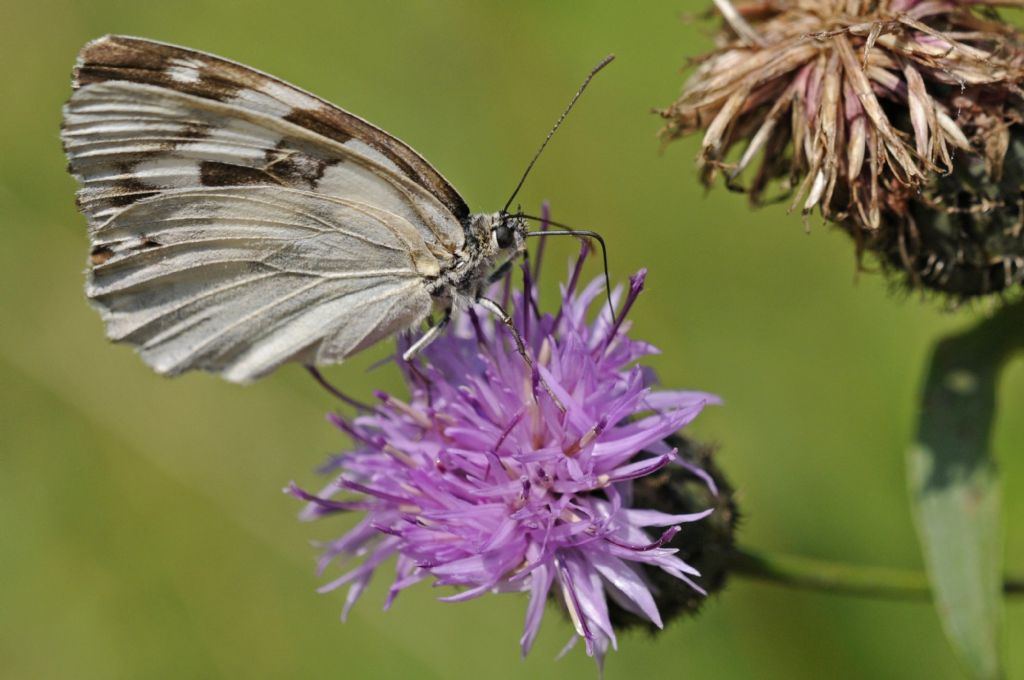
[{"left": 730, "top": 546, "right": 1024, "bottom": 600}]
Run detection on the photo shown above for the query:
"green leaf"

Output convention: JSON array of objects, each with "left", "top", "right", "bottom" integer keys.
[{"left": 908, "top": 302, "right": 1024, "bottom": 679}]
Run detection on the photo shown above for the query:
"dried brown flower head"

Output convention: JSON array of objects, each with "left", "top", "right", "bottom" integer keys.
[{"left": 660, "top": 0, "right": 1024, "bottom": 296}]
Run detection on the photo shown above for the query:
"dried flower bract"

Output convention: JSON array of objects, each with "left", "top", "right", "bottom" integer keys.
[{"left": 661, "top": 0, "right": 1024, "bottom": 296}]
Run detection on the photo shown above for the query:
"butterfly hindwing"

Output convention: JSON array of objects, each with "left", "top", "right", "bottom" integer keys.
[{"left": 87, "top": 186, "right": 439, "bottom": 382}]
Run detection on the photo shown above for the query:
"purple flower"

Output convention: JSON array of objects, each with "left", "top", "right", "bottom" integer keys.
[{"left": 289, "top": 240, "right": 721, "bottom": 668}]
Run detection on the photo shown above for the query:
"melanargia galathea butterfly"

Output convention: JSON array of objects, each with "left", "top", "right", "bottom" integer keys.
[{"left": 62, "top": 35, "right": 532, "bottom": 383}]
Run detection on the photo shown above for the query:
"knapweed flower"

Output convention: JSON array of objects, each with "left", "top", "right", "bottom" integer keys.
[
  {"left": 660, "top": 0, "right": 1024, "bottom": 296},
  {"left": 289, "top": 245, "right": 721, "bottom": 668}
]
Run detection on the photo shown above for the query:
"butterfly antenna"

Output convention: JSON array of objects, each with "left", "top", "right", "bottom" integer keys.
[
  {"left": 501, "top": 54, "right": 615, "bottom": 214},
  {"left": 521, "top": 215, "right": 615, "bottom": 324}
]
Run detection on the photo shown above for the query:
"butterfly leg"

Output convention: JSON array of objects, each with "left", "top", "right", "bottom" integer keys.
[
  {"left": 401, "top": 307, "right": 452, "bottom": 362},
  {"left": 475, "top": 296, "right": 566, "bottom": 413},
  {"left": 305, "top": 365, "right": 371, "bottom": 410},
  {"left": 486, "top": 258, "right": 514, "bottom": 284}
]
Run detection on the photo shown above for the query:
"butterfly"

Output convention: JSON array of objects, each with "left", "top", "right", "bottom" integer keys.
[{"left": 63, "top": 35, "right": 611, "bottom": 384}]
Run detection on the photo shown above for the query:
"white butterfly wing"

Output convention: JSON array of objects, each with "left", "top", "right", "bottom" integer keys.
[
  {"left": 87, "top": 186, "right": 439, "bottom": 382},
  {"left": 62, "top": 36, "right": 469, "bottom": 382}
]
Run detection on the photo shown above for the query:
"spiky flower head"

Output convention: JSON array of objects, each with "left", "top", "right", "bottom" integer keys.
[
  {"left": 660, "top": 0, "right": 1024, "bottom": 296},
  {"left": 289, "top": 246, "right": 722, "bottom": 669}
]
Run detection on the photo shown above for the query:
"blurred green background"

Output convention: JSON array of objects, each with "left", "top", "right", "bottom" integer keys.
[{"left": 2, "top": 0, "right": 1023, "bottom": 677}]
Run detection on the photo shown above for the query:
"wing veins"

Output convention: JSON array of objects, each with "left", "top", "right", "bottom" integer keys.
[
  {"left": 318, "top": 280, "right": 423, "bottom": 361},
  {"left": 103, "top": 214, "right": 345, "bottom": 240},
  {"left": 74, "top": 81, "right": 461, "bottom": 249},
  {"left": 94, "top": 189, "right": 409, "bottom": 253},
  {"left": 66, "top": 135, "right": 271, "bottom": 152},
  {"left": 170, "top": 276, "right": 329, "bottom": 361},
  {"left": 120, "top": 271, "right": 280, "bottom": 343},
  {"left": 172, "top": 274, "right": 421, "bottom": 367}
]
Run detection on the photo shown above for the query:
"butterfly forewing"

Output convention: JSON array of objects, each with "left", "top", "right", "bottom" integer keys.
[
  {"left": 63, "top": 35, "right": 470, "bottom": 382},
  {"left": 69, "top": 35, "right": 470, "bottom": 221}
]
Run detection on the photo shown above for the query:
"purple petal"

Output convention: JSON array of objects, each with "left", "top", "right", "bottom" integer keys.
[
  {"left": 555, "top": 556, "right": 594, "bottom": 647},
  {"left": 622, "top": 507, "right": 715, "bottom": 527},
  {"left": 286, "top": 482, "right": 375, "bottom": 515},
  {"left": 341, "top": 574, "right": 372, "bottom": 622},
  {"left": 605, "top": 525, "right": 681, "bottom": 552},
  {"left": 589, "top": 552, "right": 663, "bottom": 627},
  {"left": 604, "top": 453, "right": 675, "bottom": 483},
  {"left": 520, "top": 563, "right": 556, "bottom": 657},
  {"left": 641, "top": 390, "right": 722, "bottom": 410},
  {"left": 563, "top": 554, "right": 616, "bottom": 652},
  {"left": 438, "top": 582, "right": 494, "bottom": 603},
  {"left": 318, "top": 536, "right": 400, "bottom": 593}
]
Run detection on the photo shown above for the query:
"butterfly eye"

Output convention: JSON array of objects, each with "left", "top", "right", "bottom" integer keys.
[{"left": 494, "top": 223, "right": 515, "bottom": 249}]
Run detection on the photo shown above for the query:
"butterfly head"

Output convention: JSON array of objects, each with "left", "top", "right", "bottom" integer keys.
[
  {"left": 473, "top": 211, "right": 527, "bottom": 258},
  {"left": 495, "top": 211, "right": 528, "bottom": 254}
]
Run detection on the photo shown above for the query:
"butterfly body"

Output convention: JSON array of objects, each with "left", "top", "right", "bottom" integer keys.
[
  {"left": 62, "top": 35, "right": 526, "bottom": 383},
  {"left": 428, "top": 211, "right": 526, "bottom": 298}
]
